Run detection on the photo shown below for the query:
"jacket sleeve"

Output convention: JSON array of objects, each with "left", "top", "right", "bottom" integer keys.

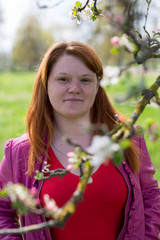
[
  {"left": 138, "top": 136, "right": 160, "bottom": 239},
  {"left": 0, "top": 139, "right": 22, "bottom": 240}
]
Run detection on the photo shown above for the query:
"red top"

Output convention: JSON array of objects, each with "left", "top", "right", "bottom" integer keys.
[{"left": 40, "top": 147, "right": 128, "bottom": 240}]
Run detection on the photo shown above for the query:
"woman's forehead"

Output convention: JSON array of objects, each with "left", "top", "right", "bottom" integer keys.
[{"left": 50, "top": 55, "right": 96, "bottom": 77}]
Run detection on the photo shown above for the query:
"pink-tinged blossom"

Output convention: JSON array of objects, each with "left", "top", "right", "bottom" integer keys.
[
  {"left": 2, "top": 183, "right": 37, "bottom": 210},
  {"left": 151, "top": 136, "right": 158, "bottom": 142},
  {"left": 110, "top": 36, "right": 120, "bottom": 47},
  {"left": 67, "top": 152, "right": 74, "bottom": 158},
  {"left": 34, "top": 198, "right": 40, "bottom": 205},
  {"left": 146, "top": 122, "right": 159, "bottom": 142},
  {"left": 114, "top": 14, "right": 124, "bottom": 24},
  {"left": 43, "top": 194, "right": 61, "bottom": 218},
  {"left": 66, "top": 147, "right": 88, "bottom": 170},
  {"left": 66, "top": 164, "right": 74, "bottom": 171},
  {"left": 29, "top": 187, "right": 37, "bottom": 196},
  {"left": 152, "top": 123, "right": 158, "bottom": 129},
  {"left": 120, "top": 34, "right": 137, "bottom": 52}
]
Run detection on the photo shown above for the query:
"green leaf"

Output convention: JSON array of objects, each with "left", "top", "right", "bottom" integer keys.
[
  {"left": 35, "top": 170, "right": 44, "bottom": 180},
  {"left": 0, "top": 189, "right": 8, "bottom": 198},
  {"left": 11, "top": 202, "right": 20, "bottom": 210},
  {"left": 91, "top": 6, "right": 95, "bottom": 11},
  {"left": 72, "top": 9, "right": 78, "bottom": 16},
  {"left": 135, "top": 127, "right": 144, "bottom": 136},
  {"left": 145, "top": 118, "right": 154, "bottom": 127},
  {"left": 131, "top": 43, "right": 138, "bottom": 53},
  {"left": 110, "top": 48, "right": 119, "bottom": 54},
  {"left": 98, "top": 8, "right": 103, "bottom": 14},
  {"left": 75, "top": 1, "right": 82, "bottom": 8},
  {"left": 119, "top": 139, "right": 131, "bottom": 149},
  {"left": 91, "top": 14, "right": 97, "bottom": 21},
  {"left": 113, "top": 152, "right": 123, "bottom": 165}
]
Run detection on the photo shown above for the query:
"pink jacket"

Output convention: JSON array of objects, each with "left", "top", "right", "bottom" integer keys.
[{"left": 0, "top": 133, "right": 160, "bottom": 240}]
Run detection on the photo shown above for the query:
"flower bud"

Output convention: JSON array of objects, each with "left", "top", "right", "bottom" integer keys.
[{"left": 110, "top": 36, "right": 120, "bottom": 47}]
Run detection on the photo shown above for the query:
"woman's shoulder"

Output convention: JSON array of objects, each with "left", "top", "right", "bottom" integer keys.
[{"left": 4, "top": 133, "right": 30, "bottom": 154}]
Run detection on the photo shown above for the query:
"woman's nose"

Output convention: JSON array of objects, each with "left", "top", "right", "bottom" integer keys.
[{"left": 68, "top": 80, "right": 81, "bottom": 94}]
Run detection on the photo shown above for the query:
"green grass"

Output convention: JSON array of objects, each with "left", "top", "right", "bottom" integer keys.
[
  {"left": 0, "top": 71, "right": 35, "bottom": 156},
  {"left": 0, "top": 71, "right": 160, "bottom": 186}
]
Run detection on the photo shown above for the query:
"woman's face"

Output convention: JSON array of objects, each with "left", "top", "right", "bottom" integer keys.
[{"left": 47, "top": 54, "right": 99, "bottom": 122}]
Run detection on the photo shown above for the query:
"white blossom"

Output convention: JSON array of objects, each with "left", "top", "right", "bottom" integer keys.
[
  {"left": 100, "top": 66, "right": 120, "bottom": 86},
  {"left": 82, "top": 7, "right": 93, "bottom": 21},
  {"left": 87, "top": 135, "right": 120, "bottom": 167},
  {"left": 43, "top": 194, "right": 61, "bottom": 218},
  {"left": 120, "top": 34, "right": 136, "bottom": 52},
  {"left": 66, "top": 148, "right": 88, "bottom": 170},
  {"left": 3, "top": 182, "right": 37, "bottom": 209}
]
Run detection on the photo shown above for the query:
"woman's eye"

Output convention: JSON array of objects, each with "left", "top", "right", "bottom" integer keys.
[
  {"left": 58, "top": 77, "right": 68, "bottom": 82},
  {"left": 81, "top": 78, "right": 91, "bottom": 83}
]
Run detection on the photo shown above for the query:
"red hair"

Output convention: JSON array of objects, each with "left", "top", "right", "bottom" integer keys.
[{"left": 26, "top": 41, "right": 139, "bottom": 175}]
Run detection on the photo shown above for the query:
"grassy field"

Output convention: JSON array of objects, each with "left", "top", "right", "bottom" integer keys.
[{"left": 0, "top": 71, "right": 160, "bottom": 185}]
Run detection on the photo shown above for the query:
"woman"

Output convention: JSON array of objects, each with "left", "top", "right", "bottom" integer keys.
[{"left": 0, "top": 41, "right": 160, "bottom": 240}]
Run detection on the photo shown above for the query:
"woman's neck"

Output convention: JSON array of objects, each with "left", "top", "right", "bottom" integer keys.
[{"left": 52, "top": 116, "right": 92, "bottom": 149}]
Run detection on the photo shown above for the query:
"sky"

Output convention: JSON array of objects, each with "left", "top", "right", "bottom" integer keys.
[
  {"left": 0, "top": 0, "right": 91, "bottom": 52},
  {"left": 0, "top": 0, "right": 160, "bottom": 53}
]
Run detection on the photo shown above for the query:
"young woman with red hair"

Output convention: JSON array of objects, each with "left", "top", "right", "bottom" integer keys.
[{"left": 0, "top": 41, "right": 160, "bottom": 240}]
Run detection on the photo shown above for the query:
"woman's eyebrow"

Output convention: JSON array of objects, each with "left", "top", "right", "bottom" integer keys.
[
  {"left": 80, "top": 74, "right": 96, "bottom": 77},
  {"left": 56, "top": 72, "right": 68, "bottom": 75}
]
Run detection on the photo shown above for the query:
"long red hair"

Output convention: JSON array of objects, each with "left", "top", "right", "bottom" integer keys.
[{"left": 26, "top": 41, "right": 139, "bottom": 175}]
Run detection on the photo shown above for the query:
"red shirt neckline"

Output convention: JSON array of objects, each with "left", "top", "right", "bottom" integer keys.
[{"left": 49, "top": 146, "right": 109, "bottom": 179}]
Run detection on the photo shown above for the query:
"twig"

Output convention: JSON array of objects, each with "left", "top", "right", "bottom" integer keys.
[
  {"left": 64, "top": 137, "right": 92, "bottom": 156},
  {"left": 0, "top": 219, "right": 56, "bottom": 235},
  {"left": 93, "top": 0, "right": 100, "bottom": 15},
  {"left": 129, "top": 75, "right": 160, "bottom": 123},
  {"left": 110, "top": 76, "right": 160, "bottom": 141},
  {"left": 41, "top": 168, "right": 69, "bottom": 180},
  {"left": 79, "top": 0, "right": 90, "bottom": 11},
  {"left": 0, "top": 163, "right": 93, "bottom": 235},
  {"left": 36, "top": 0, "right": 64, "bottom": 8},
  {"left": 143, "top": 0, "right": 152, "bottom": 37}
]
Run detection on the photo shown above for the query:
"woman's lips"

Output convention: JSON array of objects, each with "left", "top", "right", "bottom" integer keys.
[{"left": 64, "top": 99, "right": 83, "bottom": 102}]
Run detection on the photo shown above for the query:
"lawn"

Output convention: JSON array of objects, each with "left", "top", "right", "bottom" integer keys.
[{"left": 0, "top": 71, "right": 159, "bottom": 185}]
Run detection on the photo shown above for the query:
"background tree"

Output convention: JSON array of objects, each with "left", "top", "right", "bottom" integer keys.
[
  {"left": 0, "top": 0, "right": 159, "bottom": 237},
  {"left": 87, "top": 0, "right": 143, "bottom": 65},
  {"left": 12, "top": 15, "right": 54, "bottom": 70}
]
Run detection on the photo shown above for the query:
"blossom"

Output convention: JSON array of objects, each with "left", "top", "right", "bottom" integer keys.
[
  {"left": 69, "top": 10, "right": 81, "bottom": 24},
  {"left": 66, "top": 147, "right": 89, "bottom": 171},
  {"left": 100, "top": 66, "right": 120, "bottom": 87},
  {"left": 87, "top": 135, "right": 120, "bottom": 167},
  {"left": 119, "top": 34, "right": 137, "bottom": 52},
  {"left": 43, "top": 194, "right": 61, "bottom": 218},
  {"left": 110, "top": 36, "right": 120, "bottom": 47},
  {"left": 66, "top": 164, "right": 74, "bottom": 171},
  {"left": 114, "top": 14, "right": 124, "bottom": 25},
  {"left": 70, "top": 2, "right": 103, "bottom": 24},
  {"left": 0, "top": 183, "right": 37, "bottom": 213},
  {"left": 82, "top": 6, "right": 93, "bottom": 21},
  {"left": 145, "top": 120, "right": 159, "bottom": 142},
  {"left": 29, "top": 187, "right": 37, "bottom": 196}
]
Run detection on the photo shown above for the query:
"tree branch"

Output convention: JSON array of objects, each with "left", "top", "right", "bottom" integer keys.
[
  {"left": 41, "top": 168, "right": 69, "bottom": 180},
  {"left": 79, "top": 0, "right": 90, "bottom": 11},
  {"left": 0, "top": 219, "right": 56, "bottom": 235},
  {"left": 36, "top": 0, "right": 64, "bottom": 8},
  {"left": 0, "top": 163, "right": 93, "bottom": 235},
  {"left": 110, "top": 76, "right": 160, "bottom": 141}
]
